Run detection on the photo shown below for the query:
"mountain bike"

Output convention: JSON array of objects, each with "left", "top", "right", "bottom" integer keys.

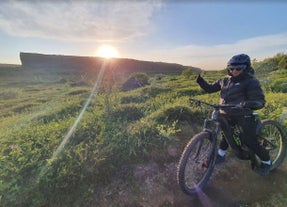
[{"left": 177, "top": 98, "right": 286, "bottom": 196}]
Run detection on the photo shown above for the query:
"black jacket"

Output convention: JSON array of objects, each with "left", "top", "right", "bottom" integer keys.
[{"left": 196, "top": 73, "right": 265, "bottom": 110}]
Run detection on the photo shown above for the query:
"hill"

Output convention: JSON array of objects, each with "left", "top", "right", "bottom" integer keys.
[{"left": 20, "top": 52, "right": 200, "bottom": 76}]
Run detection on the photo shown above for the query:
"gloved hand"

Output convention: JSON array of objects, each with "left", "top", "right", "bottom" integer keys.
[
  {"left": 230, "top": 102, "right": 253, "bottom": 115},
  {"left": 196, "top": 74, "right": 204, "bottom": 84},
  {"left": 234, "top": 101, "right": 253, "bottom": 108},
  {"left": 240, "top": 101, "right": 264, "bottom": 110}
]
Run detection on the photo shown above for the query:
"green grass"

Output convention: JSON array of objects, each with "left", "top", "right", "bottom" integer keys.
[{"left": 0, "top": 55, "right": 286, "bottom": 207}]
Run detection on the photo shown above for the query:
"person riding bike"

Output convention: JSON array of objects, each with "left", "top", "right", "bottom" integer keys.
[{"left": 196, "top": 53, "right": 271, "bottom": 176}]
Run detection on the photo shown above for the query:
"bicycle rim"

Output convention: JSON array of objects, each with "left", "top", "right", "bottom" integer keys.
[
  {"left": 177, "top": 132, "right": 216, "bottom": 195},
  {"left": 257, "top": 120, "right": 287, "bottom": 170}
]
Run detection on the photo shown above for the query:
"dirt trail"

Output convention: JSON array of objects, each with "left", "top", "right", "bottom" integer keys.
[
  {"left": 170, "top": 155, "right": 287, "bottom": 207},
  {"left": 128, "top": 154, "right": 287, "bottom": 207},
  {"left": 95, "top": 153, "right": 287, "bottom": 207}
]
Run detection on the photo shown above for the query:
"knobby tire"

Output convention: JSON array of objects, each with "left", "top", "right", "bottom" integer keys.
[
  {"left": 257, "top": 120, "right": 287, "bottom": 170},
  {"left": 177, "top": 131, "right": 216, "bottom": 196}
]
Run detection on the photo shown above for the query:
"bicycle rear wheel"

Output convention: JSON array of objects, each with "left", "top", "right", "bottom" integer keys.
[
  {"left": 177, "top": 131, "right": 216, "bottom": 195},
  {"left": 257, "top": 120, "right": 287, "bottom": 170}
]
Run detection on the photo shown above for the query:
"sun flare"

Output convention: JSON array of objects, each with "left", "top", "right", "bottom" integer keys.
[{"left": 95, "top": 45, "right": 119, "bottom": 59}]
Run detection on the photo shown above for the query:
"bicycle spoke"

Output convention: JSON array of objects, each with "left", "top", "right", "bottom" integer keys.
[
  {"left": 257, "top": 120, "right": 286, "bottom": 170},
  {"left": 178, "top": 132, "right": 215, "bottom": 195}
]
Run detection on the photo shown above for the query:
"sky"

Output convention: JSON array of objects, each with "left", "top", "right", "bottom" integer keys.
[{"left": 0, "top": 0, "right": 287, "bottom": 70}]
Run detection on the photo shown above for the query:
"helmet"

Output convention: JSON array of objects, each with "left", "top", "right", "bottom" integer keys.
[
  {"left": 226, "top": 54, "right": 252, "bottom": 76},
  {"left": 227, "top": 54, "right": 251, "bottom": 70}
]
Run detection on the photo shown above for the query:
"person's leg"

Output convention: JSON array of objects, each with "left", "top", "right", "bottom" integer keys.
[
  {"left": 218, "top": 133, "right": 228, "bottom": 155},
  {"left": 215, "top": 134, "right": 228, "bottom": 164},
  {"left": 238, "top": 115, "right": 270, "bottom": 161},
  {"left": 216, "top": 117, "right": 231, "bottom": 163},
  {"left": 237, "top": 115, "right": 271, "bottom": 175}
]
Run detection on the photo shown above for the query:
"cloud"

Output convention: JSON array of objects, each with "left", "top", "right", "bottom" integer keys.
[
  {"left": 0, "top": 0, "right": 162, "bottom": 42},
  {"left": 145, "top": 33, "right": 287, "bottom": 70}
]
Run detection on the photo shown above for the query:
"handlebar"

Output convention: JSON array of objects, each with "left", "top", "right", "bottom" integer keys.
[{"left": 190, "top": 98, "right": 237, "bottom": 109}]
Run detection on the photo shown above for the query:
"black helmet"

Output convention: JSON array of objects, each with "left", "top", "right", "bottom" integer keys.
[
  {"left": 227, "top": 53, "right": 251, "bottom": 70},
  {"left": 227, "top": 54, "right": 252, "bottom": 76}
]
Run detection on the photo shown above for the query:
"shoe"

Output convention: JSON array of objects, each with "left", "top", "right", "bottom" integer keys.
[
  {"left": 254, "top": 162, "right": 271, "bottom": 176},
  {"left": 215, "top": 154, "right": 225, "bottom": 164}
]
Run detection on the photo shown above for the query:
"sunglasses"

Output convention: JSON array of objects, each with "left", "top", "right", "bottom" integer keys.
[
  {"left": 229, "top": 67, "right": 243, "bottom": 71},
  {"left": 227, "top": 64, "right": 247, "bottom": 71}
]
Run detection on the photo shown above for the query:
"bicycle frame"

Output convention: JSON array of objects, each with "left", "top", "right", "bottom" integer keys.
[{"left": 192, "top": 98, "right": 253, "bottom": 156}]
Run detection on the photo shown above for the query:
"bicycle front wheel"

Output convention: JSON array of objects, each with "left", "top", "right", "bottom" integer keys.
[
  {"left": 257, "top": 120, "right": 287, "bottom": 170},
  {"left": 177, "top": 131, "right": 216, "bottom": 196}
]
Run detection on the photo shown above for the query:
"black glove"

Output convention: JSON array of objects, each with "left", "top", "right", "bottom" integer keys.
[
  {"left": 230, "top": 103, "right": 253, "bottom": 115},
  {"left": 196, "top": 74, "right": 204, "bottom": 84},
  {"left": 241, "top": 101, "right": 264, "bottom": 110}
]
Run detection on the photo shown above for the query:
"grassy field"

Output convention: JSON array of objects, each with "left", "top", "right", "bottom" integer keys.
[{"left": 0, "top": 54, "right": 286, "bottom": 207}]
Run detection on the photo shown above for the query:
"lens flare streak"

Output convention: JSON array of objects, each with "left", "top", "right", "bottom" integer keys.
[
  {"left": 51, "top": 60, "right": 107, "bottom": 159},
  {"left": 195, "top": 185, "right": 214, "bottom": 207}
]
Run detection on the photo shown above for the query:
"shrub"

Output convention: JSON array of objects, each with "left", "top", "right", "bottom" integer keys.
[
  {"left": 254, "top": 59, "right": 278, "bottom": 75},
  {"left": 125, "top": 116, "right": 181, "bottom": 162},
  {"left": 181, "top": 68, "right": 194, "bottom": 78},
  {"left": 278, "top": 56, "right": 287, "bottom": 69},
  {"left": 270, "top": 78, "right": 287, "bottom": 93},
  {"left": 121, "top": 72, "right": 149, "bottom": 91},
  {"left": 261, "top": 92, "right": 287, "bottom": 121}
]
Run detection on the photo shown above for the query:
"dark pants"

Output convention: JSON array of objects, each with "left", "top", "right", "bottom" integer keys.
[{"left": 219, "top": 114, "right": 270, "bottom": 161}]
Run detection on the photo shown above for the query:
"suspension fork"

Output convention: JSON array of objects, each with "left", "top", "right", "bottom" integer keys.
[{"left": 201, "top": 120, "right": 219, "bottom": 167}]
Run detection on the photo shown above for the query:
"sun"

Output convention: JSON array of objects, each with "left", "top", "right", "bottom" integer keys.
[{"left": 95, "top": 45, "right": 119, "bottom": 59}]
